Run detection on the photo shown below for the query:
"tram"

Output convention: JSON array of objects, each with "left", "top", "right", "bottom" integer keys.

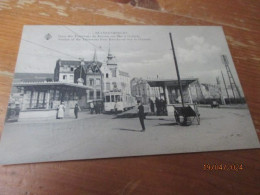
[{"left": 104, "top": 91, "right": 136, "bottom": 112}]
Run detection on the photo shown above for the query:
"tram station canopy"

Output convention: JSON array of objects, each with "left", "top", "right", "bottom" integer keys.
[
  {"left": 147, "top": 78, "right": 198, "bottom": 88},
  {"left": 13, "top": 81, "right": 93, "bottom": 90}
]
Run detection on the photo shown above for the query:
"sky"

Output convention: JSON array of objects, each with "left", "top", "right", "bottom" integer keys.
[{"left": 15, "top": 25, "right": 243, "bottom": 95}]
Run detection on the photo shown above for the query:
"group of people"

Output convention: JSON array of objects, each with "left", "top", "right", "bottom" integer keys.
[
  {"left": 55, "top": 99, "right": 166, "bottom": 133},
  {"left": 149, "top": 98, "right": 167, "bottom": 116},
  {"left": 56, "top": 100, "right": 104, "bottom": 120},
  {"left": 89, "top": 101, "right": 103, "bottom": 114},
  {"left": 56, "top": 102, "right": 81, "bottom": 119}
]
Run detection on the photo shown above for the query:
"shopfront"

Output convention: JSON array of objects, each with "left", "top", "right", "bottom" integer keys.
[{"left": 12, "top": 82, "right": 92, "bottom": 121}]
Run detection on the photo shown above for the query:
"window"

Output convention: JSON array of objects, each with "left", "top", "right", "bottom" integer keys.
[
  {"left": 63, "top": 75, "right": 67, "bottom": 80},
  {"left": 112, "top": 82, "right": 117, "bottom": 89},
  {"left": 96, "top": 78, "right": 101, "bottom": 85},
  {"left": 70, "top": 75, "right": 74, "bottom": 80},
  {"left": 55, "top": 90, "right": 60, "bottom": 101},
  {"left": 111, "top": 95, "right": 115, "bottom": 102},
  {"left": 115, "top": 95, "right": 121, "bottom": 102},
  {"left": 96, "top": 90, "right": 101, "bottom": 99},
  {"left": 70, "top": 67, "right": 74, "bottom": 71},
  {"left": 105, "top": 95, "right": 110, "bottom": 102},
  {"left": 28, "top": 91, "right": 46, "bottom": 109},
  {"left": 106, "top": 82, "right": 110, "bottom": 91},
  {"left": 106, "top": 73, "right": 109, "bottom": 78},
  {"left": 112, "top": 69, "right": 116, "bottom": 77},
  {"left": 89, "top": 79, "right": 94, "bottom": 86},
  {"left": 89, "top": 91, "right": 94, "bottom": 100}
]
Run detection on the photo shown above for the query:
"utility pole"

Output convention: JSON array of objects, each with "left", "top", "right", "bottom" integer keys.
[
  {"left": 221, "top": 55, "right": 242, "bottom": 103},
  {"left": 216, "top": 76, "right": 225, "bottom": 105},
  {"left": 221, "top": 70, "right": 230, "bottom": 104},
  {"left": 169, "top": 33, "right": 184, "bottom": 107}
]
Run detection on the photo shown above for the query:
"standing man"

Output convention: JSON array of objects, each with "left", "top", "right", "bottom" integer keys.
[
  {"left": 155, "top": 97, "right": 160, "bottom": 116},
  {"left": 137, "top": 100, "right": 145, "bottom": 131},
  {"left": 74, "top": 103, "right": 81, "bottom": 119},
  {"left": 90, "top": 101, "right": 94, "bottom": 114},
  {"left": 114, "top": 101, "right": 118, "bottom": 115},
  {"left": 149, "top": 98, "right": 155, "bottom": 113}
]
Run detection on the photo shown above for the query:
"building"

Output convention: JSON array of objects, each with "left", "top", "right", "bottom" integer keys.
[
  {"left": 8, "top": 48, "right": 132, "bottom": 121},
  {"left": 54, "top": 48, "right": 132, "bottom": 105},
  {"left": 130, "top": 77, "right": 160, "bottom": 105},
  {"left": 11, "top": 82, "right": 92, "bottom": 121},
  {"left": 54, "top": 59, "right": 79, "bottom": 83},
  {"left": 100, "top": 48, "right": 131, "bottom": 95},
  {"left": 54, "top": 52, "right": 103, "bottom": 107},
  {"left": 188, "top": 82, "right": 223, "bottom": 104}
]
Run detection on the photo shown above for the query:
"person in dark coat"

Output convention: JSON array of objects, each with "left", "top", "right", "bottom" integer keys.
[
  {"left": 74, "top": 103, "right": 80, "bottom": 119},
  {"left": 137, "top": 100, "right": 145, "bottom": 131},
  {"left": 161, "top": 99, "right": 167, "bottom": 115},
  {"left": 155, "top": 97, "right": 160, "bottom": 116},
  {"left": 94, "top": 102, "right": 98, "bottom": 114},
  {"left": 149, "top": 98, "right": 155, "bottom": 113}
]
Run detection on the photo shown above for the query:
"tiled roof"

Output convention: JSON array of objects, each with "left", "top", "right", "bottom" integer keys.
[{"left": 59, "top": 60, "right": 102, "bottom": 73}]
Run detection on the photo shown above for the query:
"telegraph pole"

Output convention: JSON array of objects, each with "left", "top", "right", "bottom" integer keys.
[
  {"left": 216, "top": 76, "right": 225, "bottom": 105},
  {"left": 221, "top": 55, "right": 242, "bottom": 103},
  {"left": 169, "top": 33, "right": 184, "bottom": 107},
  {"left": 221, "top": 70, "right": 230, "bottom": 104}
]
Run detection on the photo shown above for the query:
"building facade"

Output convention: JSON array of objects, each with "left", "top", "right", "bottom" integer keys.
[
  {"left": 100, "top": 49, "right": 131, "bottom": 95},
  {"left": 54, "top": 53, "right": 103, "bottom": 107},
  {"left": 131, "top": 77, "right": 160, "bottom": 105},
  {"left": 54, "top": 49, "right": 132, "bottom": 106}
]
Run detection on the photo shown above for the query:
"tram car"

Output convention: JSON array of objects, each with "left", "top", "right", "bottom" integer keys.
[{"left": 104, "top": 91, "right": 136, "bottom": 112}]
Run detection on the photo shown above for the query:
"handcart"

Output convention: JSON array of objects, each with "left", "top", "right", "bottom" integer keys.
[{"left": 173, "top": 104, "right": 200, "bottom": 126}]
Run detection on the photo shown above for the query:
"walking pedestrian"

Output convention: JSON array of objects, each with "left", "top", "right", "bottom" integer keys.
[
  {"left": 74, "top": 103, "right": 81, "bottom": 119},
  {"left": 137, "top": 100, "right": 145, "bottom": 131},
  {"left": 57, "top": 102, "right": 65, "bottom": 119}
]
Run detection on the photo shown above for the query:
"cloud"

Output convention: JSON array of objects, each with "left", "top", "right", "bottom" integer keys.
[
  {"left": 185, "top": 35, "right": 205, "bottom": 46},
  {"left": 175, "top": 35, "right": 221, "bottom": 83}
]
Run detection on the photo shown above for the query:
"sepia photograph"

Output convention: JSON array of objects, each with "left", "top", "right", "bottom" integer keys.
[{"left": 0, "top": 25, "right": 259, "bottom": 165}]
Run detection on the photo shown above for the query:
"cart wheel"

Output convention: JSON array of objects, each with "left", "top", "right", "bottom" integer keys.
[{"left": 197, "top": 115, "right": 200, "bottom": 125}]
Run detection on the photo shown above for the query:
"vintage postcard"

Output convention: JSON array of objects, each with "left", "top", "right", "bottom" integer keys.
[{"left": 0, "top": 25, "right": 259, "bottom": 165}]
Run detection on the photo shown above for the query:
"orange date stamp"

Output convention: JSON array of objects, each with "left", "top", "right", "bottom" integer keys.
[{"left": 203, "top": 164, "right": 244, "bottom": 171}]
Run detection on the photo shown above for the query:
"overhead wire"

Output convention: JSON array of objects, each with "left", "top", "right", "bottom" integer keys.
[
  {"left": 63, "top": 26, "right": 105, "bottom": 52},
  {"left": 22, "top": 39, "right": 79, "bottom": 60}
]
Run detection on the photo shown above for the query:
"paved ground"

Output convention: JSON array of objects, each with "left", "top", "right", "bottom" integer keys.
[{"left": 0, "top": 107, "right": 259, "bottom": 164}]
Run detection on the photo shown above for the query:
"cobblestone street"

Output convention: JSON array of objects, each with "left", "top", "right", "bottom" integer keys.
[{"left": 0, "top": 107, "right": 259, "bottom": 164}]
